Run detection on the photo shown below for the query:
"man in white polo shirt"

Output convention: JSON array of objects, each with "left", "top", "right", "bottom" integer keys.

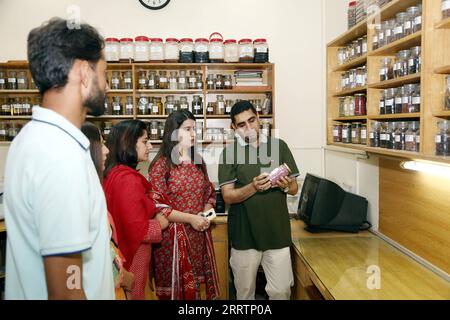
[{"left": 4, "top": 18, "right": 114, "bottom": 299}]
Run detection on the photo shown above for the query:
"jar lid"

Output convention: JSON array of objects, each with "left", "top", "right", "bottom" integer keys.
[
  {"left": 180, "top": 38, "right": 194, "bottom": 42},
  {"left": 151, "top": 38, "right": 163, "bottom": 42},
  {"left": 239, "top": 39, "right": 252, "bottom": 44},
  {"left": 253, "top": 38, "right": 267, "bottom": 44},
  {"left": 224, "top": 39, "right": 237, "bottom": 44},
  {"left": 210, "top": 38, "right": 223, "bottom": 43},
  {"left": 120, "top": 38, "right": 133, "bottom": 42},
  {"left": 195, "top": 38, "right": 209, "bottom": 43},
  {"left": 166, "top": 38, "right": 179, "bottom": 42},
  {"left": 135, "top": 36, "right": 149, "bottom": 42},
  {"left": 105, "top": 37, "right": 120, "bottom": 42}
]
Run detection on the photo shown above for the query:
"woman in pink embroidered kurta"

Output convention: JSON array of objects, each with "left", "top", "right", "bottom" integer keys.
[{"left": 149, "top": 110, "right": 220, "bottom": 300}]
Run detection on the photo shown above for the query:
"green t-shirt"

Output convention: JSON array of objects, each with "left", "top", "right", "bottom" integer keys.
[{"left": 218, "top": 137, "right": 299, "bottom": 251}]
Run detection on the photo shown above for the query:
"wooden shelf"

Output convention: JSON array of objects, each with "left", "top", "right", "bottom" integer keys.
[
  {"left": 0, "top": 142, "right": 11, "bottom": 146},
  {"left": 333, "top": 116, "right": 367, "bottom": 122},
  {"left": 368, "top": 113, "right": 421, "bottom": 120},
  {"left": 207, "top": 87, "right": 272, "bottom": 94},
  {"left": 433, "top": 111, "right": 450, "bottom": 118},
  {"left": 330, "top": 143, "right": 422, "bottom": 160},
  {"left": 328, "top": 19, "right": 367, "bottom": 47},
  {"left": 435, "top": 17, "right": 450, "bottom": 29},
  {"left": 136, "top": 89, "right": 202, "bottom": 94},
  {"left": 333, "top": 55, "right": 367, "bottom": 72},
  {"left": 0, "top": 220, "right": 5, "bottom": 233},
  {"left": 333, "top": 86, "right": 367, "bottom": 97},
  {"left": 86, "top": 115, "right": 133, "bottom": 119},
  {"left": 136, "top": 115, "right": 168, "bottom": 119},
  {"left": 331, "top": 143, "right": 368, "bottom": 151},
  {"left": 106, "top": 90, "right": 133, "bottom": 94},
  {"left": 0, "top": 116, "right": 31, "bottom": 120},
  {"left": 370, "top": 0, "right": 423, "bottom": 23},
  {"left": 368, "top": 73, "right": 421, "bottom": 89},
  {"left": 370, "top": 31, "right": 422, "bottom": 56},
  {"left": 435, "top": 65, "right": 450, "bottom": 74},
  {"left": 0, "top": 90, "right": 39, "bottom": 94}
]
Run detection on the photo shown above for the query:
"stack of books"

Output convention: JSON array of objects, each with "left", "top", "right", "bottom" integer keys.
[{"left": 234, "top": 71, "right": 264, "bottom": 87}]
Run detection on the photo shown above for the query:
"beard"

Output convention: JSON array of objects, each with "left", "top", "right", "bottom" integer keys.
[{"left": 84, "top": 77, "right": 106, "bottom": 117}]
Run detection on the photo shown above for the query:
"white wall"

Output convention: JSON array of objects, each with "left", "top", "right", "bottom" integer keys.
[
  {"left": 0, "top": 0, "right": 325, "bottom": 183},
  {"left": 323, "top": 0, "right": 379, "bottom": 230}
]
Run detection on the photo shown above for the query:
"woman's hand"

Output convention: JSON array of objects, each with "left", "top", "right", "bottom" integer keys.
[
  {"left": 189, "top": 214, "right": 210, "bottom": 232},
  {"left": 155, "top": 213, "right": 169, "bottom": 230},
  {"left": 121, "top": 270, "right": 135, "bottom": 292}
]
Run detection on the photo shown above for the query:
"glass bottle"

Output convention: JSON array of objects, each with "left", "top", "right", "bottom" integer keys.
[
  {"left": 409, "top": 46, "right": 421, "bottom": 75},
  {"left": 215, "top": 74, "right": 224, "bottom": 90},
  {"left": 206, "top": 102, "right": 216, "bottom": 115},
  {"left": 354, "top": 94, "right": 366, "bottom": 116},
  {"left": 224, "top": 75, "right": 233, "bottom": 90},
  {"left": 169, "top": 71, "right": 178, "bottom": 90},
  {"left": 0, "top": 71, "right": 6, "bottom": 90},
  {"left": 361, "top": 123, "right": 367, "bottom": 145},
  {"left": 351, "top": 122, "right": 362, "bottom": 144},
  {"left": 179, "top": 96, "right": 190, "bottom": 112},
  {"left": 394, "top": 121, "right": 408, "bottom": 150},
  {"left": 206, "top": 74, "right": 215, "bottom": 90},
  {"left": 412, "top": 84, "right": 421, "bottom": 113},
  {"left": 394, "top": 12, "right": 407, "bottom": 41},
  {"left": 372, "top": 24, "right": 380, "bottom": 50},
  {"left": 370, "top": 122, "right": 381, "bottom": 148},
  {"left": 414, "top": 4, "right": 422, "bottom": 33},
  {"left": 178, "top": 70, "right": 187, "bottom": 90},
  {"left": 394, "top": 87, "right": 404, "bottom": 114},
  {"left": 225, "top": 99, "right": 234, "bottom": 115},
  {"left": 17, "top": 71, "right": 28, "bottom": 90},
  {"left": 379, "top": 90, "right": 386, "bottom": 115},
  {"left": 138, "top": 96, "right": 148, "bottom": 115},
  {"left": 386, "top": 122, "right": 396, "bottom": 150},
  {"left": 123, "top": 71, "right": 133, "bottom": 90},
  {"left": 385, "top": 19, "right": 396, "bottom": 45},
  {"left": 149, "top": 121, "right": 159, "bottom": 140},
  {"left": 158, "top": 71, "right": 168, "bottom": 89},
  {"left": 192, "top": 95, "right": 203, "bottom": 115},
  {"left": 342, "top": 123, "right": 352, "bottom": 144},
  {"left": 7, "top": 71, "right": 17, "bottom": 90},
  {"left": 111, "top": 71, "right": 121, "bottom": 90},
  {"left": 138, "top": 70, "right": 147, "bottom": 89},
  {"left": 216, "top": 95, "right": 225, "bottom": 115},
  {"left": 333, "top": 124, "right": 342, "bottom": 143},
  {"left": 0, "top": 121, "right": 8, "bottom": 141},
  {"left": 404, "top": 7, "right": 417, "bottom": 37},
  {"left": 188, "top": 71, "right": 197, "bottom": 89},
  {"left": 125, "top": 96, "right": 134, "bottom": 116},
  {"left": 339, "top": 97, "right": 346, "bottom": 117},
  {"left": 436, "top": 120, "right": 450, "bottom": 156},
  {"left": 380, "top": 122, "right": 388, "bottom": 148},
  {"left": 377, "top": 24, "right": 386, "bottom": 49},
  {"left": 112, "top": 96, "right": 122, "bottom": 115},
  {"left": 104, "top": 97, "right": 111, "bottom": 115},
  {"left": 403, "top": 84, "right": 414, "bottom": 113},
  {"left": 148, "top": 71, "right": 158, "bottom": 89},
  {"left": 196, "top": 72, "right": 203, "bottom": 90},
  {"left": 445, "top": 75, "right": 450, "bottom": 111},
  {"left": 405, "top": 121, "right": 420, "bottom": 152},
  {"left": 154, "top": 97, "right": 163, "bottom": 115},
  {"left": 379, "top": 57, "right": 393, "bottom": 82},
  {"left": 146, "top": 97, "right": 154, "bottom": 115},
  {"left": 22, "top": 97, "right": 31, "bottom": 115},
  {"left": 254, "top": 99, "right": 263, "bottom": 115},
  {"left": 158, "top": 121, "right": 165, "bottom": 140},
  {"left": 165, "top": 95, "right": 175, "bottom": 115}
]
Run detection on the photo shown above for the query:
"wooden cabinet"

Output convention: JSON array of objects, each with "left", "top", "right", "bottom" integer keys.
[
  {"left": 326, "top": 0, "right": 450, "bottom": 164},
  {"left": 211, "top": 220, "right": 229, "bottom": 300},
  {"left": 291, "top": 247, "right": 325, "bottom": 300}
]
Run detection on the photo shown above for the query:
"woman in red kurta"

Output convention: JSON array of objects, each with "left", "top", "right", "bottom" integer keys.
[
  {"left": 149, "top": 110, "right": 220, "bottom": 300},
  {"left": 104, "top": 120, "right": 170, "bottom": 300}
]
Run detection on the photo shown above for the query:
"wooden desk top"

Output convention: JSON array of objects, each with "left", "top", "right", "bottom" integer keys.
[{"left": 291, "top": 220, "right": 450, "bottom": 300}]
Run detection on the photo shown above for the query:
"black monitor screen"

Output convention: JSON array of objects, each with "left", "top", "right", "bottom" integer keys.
[{"left": 297, "top": 174, "right": 321, "bottom": 223}]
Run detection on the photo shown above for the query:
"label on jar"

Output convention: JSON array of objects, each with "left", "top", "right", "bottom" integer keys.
[
  {"left": 352, "top": 131, "right": 356, "bottom": 138},
  {"left": 135, "top": 45, "right": 147, "bottom": 52},
  {"left": 224, "top": 81, "right": 231, "bottom": 86},
  {"left": 0, "top": 79, "right": 4, "bottom": 84},
  {"left": 226, "top": 106, "right": 232, "bottom": 113},
  {"left": 395, "top": 97, "right": 402, "bottom": 105},
  {"left": 356, "top": 75, "right": 363, "bottom": 85},
  {"left": 351, "top": 48, "right": 355, "bottom": 57},
  {"left": 124, "top": 78, "right": 132, "bottom": 83},
  {"left": 378, "top": 32, "right": 384, "bottom": 40},
  {"left": 386, "top": 99, "right": 394, "bottom": 106},
  {"left": 406, "top": 135, "right": 414, "bottom": 142},
  {"left": 179, "top": 78, "right": 186, "bottom": 84},
  {"left": 404, "top": 21, "right": 412, "bottom": 30},
  {"left": 361, "top": 130, "right": 367, "bottom": 139},
  {"left": 114, "top": 105, "right": 121, "bottom": 111},
  {"left": 207, "top": 107, "right": 213, "bottom": 112},
  {"left": 148, "top": 79, "right": 155, "bottom": 86},
  {"left": 126, "top": 104, "right": 133, "bottom": 110},
  {"left": 256, "top": 47, "right": 268, "bottom": 53},
  {"left": 180, "top": 104, "right": 188, "bottom": 109},
  {"left": 240, "top": 47, "right": 253, "bottom": 56},
  {"left": 394, "top": 26, "right": 403, "bottom": 35},
  {"left": 415, "top": 16, "right": 422, "bottom": 25},
  {"left": 139, "top": 79, "right": 146, "bottom": 84},
  {"left": 412, "top": 96, "right": 421, "bottom": 105},
  {"left": 416, "top": 136, "right": 420, "bottom": 143},
  {"left": 408, "top": 59, "right": 415, "bottom": 67},
  {"left": 442, "top": 0, "right": 450, "bottom": 11},
  {"left": 370, "top": 132, "right": 374, "bottom": 139},
  {"left": 152, "top": 105, "right": 159, "bottom": 113},
  {"left": 333, "top": 129, "right": 339, "bottom": 137},
  {"left": 211, "top": 45, "right": 223, "bottom": 54},
  {"left": 23, "top": 103, "right": 30, "bottom": 110},
  {"left": 196, "top": 44, "right": 208, "bottom": 53},
  {"left": 151, "top": 46, "right": 163, "bottom": 53},
  {"left": 343, "top": 131, "right": 348, "bottom": 139},
  {"left": 380, "top": 69, "right": 386, "bottom": 76},
  {"left": 160, "top": 77, "right": 167, "bottom": 83},
  {"left": 167, "top": 104, "right": 174, "bottom": 110},
  {"left": 216, "top": 81, "right": 222, "bottom": 86},
  {"left": 139, "top": 105, "right": 145, "bottom": 110},
  {"left": 112, "top": 79, "right": 120, "bottom": 85},
  {"left": 8, "top": 78, "right": 16, "bottom": 83},
  {"left": 402, "top": 96, "right": 409, "bottom": 104},
  {"left": 0, "top": 130, "right": 6, "bottom": 135},
  {"left": 395, "top": 135, "right": 401, "bottom": 142},
  {"left": 379, "top": 101, "right": 385, "bottom": 109},
  {"left": 373, "top": 35, "right": 378, "bottom": 43},
  {"left": 161, "top": 130, "right": 164, "bottom": 136},
  {"left": 194, "top": 105, "right": 201, "bottom": 110},
  {"left": 151, "top": 129, "right": 158, "bottom": 135},
  {"left": 104, "top": 129, "right": 110, "bottom": 135},
  {"left": 170, "top": 78, "right": 177, "bottom": 83},
  {"left": 18, "top": 79, "right": 25, "bottom": 84},
  {"left": 395, "top": 62, "right": 401, "bottom": 71},
  {"left": 436, "top": 135, "right": 442, "bottom": 143},
  {"left": 381, "top": 134, "right": 387, "bottom": 141},
  {"left": 189, "top": 77, "right": 196, "bottom": 83},
  {"left": 362, "top": 42, "right": 367, "bottom": 53},
  {"left": 386, "top": 29, "right": 392, "bottom": 37}
]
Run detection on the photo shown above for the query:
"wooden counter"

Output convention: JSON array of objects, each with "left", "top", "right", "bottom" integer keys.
[{"left": 290, "top": 220, "right": 450, "bottom": 300}]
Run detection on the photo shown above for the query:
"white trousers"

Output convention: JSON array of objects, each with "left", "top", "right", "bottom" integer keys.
[{"left": 230, "top": 247, "right": 294, "bottom": 300}]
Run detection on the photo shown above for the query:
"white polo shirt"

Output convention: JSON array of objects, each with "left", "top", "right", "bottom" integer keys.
[{"left": 4, "top": 106, "right": 114, "bottom": 300}]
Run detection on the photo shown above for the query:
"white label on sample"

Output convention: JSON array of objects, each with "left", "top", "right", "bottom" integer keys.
[
  {"left": 343, "top": 131, "right": 348, "bottom": 138},
  {"left": 189, "top": 77, "right": 196, "bottom": 83},
  {"left": 395, "top": 135, "right": 401, "bottom": 142},
  {"left": 151, "top": 129, "right": 158, "bottom": 135},
  {"left": 0, "top": 79, "right": 4, "bottom": 84},
  {"left": 416, "top": 136, "right": 420, "bottom": 143},
  {"left": 139, "top": 79, "right": 146, "bottom": 84},
  {"left": 415, "top": 16, "right": 422, "bottom": 25},
  {"left": 361, "top": 130, "right": 367, "bottom": 139},
  {"left": 436, "top": 135, "right": 442, "bottom": 143},
  {"left": 370, "top": 132, "right": 374, "bottom": 139},
  {"left": 395, "top": 26, "right": 403, "bottom": 35},
  {"left": 124, "top": 78, "right": 131, "bottom": 83},
  {"left": 8, "top": 78, "right": 16, "bottom": 83},
  {"left": 152, "top": 105, "right": 159, "bottom": 113},
  {"left": 412, "top": 97, "right": 421, "bottom": 104},
  {"left": 404, "top": 21, "right": 412, "bottom": 30},
  {"left": 406, "top": 135, "right": 414, "bottom": 142},
  {"left": 386, "top": 29, "right": 392, "bottom": 37},
  {"left": 194, "top": 105, "right": 201, "bottom": 110},
  {"left": 362, "top": 43, "right": 367, "bottom": 53},
  {"left": 179, "top": 78, "right": 186, "bottom": 84},
  {"left": 114, "top": 105, "right": 121, "bottom": 111},
  {"left": 381, "top": 134, "right": 387, "bottom": 141},
  {"left": 126, "top": 104, "right": 133, "bottom": 110},
  {"left": 0, "top": 130, "right": 6, "bottom": 135},
  {"left": 256, "top": 47, "right": 268, "bottom": 53},
  {"left": 196, "top": 45, "right": 208, "bottom": 53},
  {"left": 149, "top": 79, "right": 155, "bottom": 86},
  {"left": 403, "top": 97, "right": 409, "bottom": 104},
  {"left": 18, "top": 79, "right": 25, "bottom": 84},
  {"left": 386, "top": 99, "right": 394, "bottom": 106},
  {"left": 135, "top": 45, "right": 147, "bottom": 52},
  {"left": 395, "top": 97, "right": 402, "bottom": 105},
  {"left": 333, "top": 130, "right": 339, "bottom": 136},
  {"left": 160, "top": 77, "right": 167, "bottom": 83},
  {"left": 112, "top": 79, "right": 120, "bottom": 85}
]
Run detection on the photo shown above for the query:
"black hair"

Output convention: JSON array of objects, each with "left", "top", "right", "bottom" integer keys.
[
  {"left": 104, "top": 120, "right": 148, "bottom": 177},
  {"left": 81, "top": 122, "right": 104, "bottom": 180},
  {"left": 27, "top": 17, "right": 104, "bottom": 95},
  {"left": 230, "top": 100, "right": 257, "bottom": 124},
  {"left": 150, "top": 110, "right": 205, "bottom": 172}
]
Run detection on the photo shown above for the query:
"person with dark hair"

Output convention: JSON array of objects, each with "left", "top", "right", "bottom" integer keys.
[
  {"left": 103, "top": 120, "right": 170, "bottom": 300},
  {"left": 219, "top": 100, "right": 300, "bottom": 300},
  {"left": 148, "top": 110, "right": 220, "bottom": 300},
  {"left": 81, "top": 122, "right": 135, "bottom": 300},
  {"left": 4, "top": 18, "right": 113, "bottom": 299}
]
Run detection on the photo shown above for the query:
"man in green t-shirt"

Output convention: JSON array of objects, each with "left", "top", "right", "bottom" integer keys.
[{"left": 218, "top": 101, "right": 300, "bottom": 300}]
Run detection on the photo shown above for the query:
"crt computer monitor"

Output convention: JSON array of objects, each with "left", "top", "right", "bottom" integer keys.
[{"left": 297, "top": 173, "right": 369, "bottom": 233}]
